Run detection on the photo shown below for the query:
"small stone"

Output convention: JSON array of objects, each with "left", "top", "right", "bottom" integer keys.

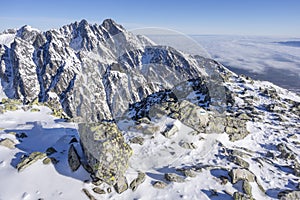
[
  {"left": 92, "top": 179, "right": 103, "bottom": 186},
  {"left": 137, "top": 117, "right": 151, "bottom": 124},
  {"left": 114, "top": 176, "right": 128, "bottom": 194},
  {"left": 46, "top": 147, "right": 57, "bottom": 156},
  {"left": 82, "top": 188, "right": 96, "bottom": 200},
  {"left": 161, "top": 124, "right": 178, "bottom": 138},
  {"left": 16, "top": 132, "right": 28, "bottom": 139},
  {"left": 107, "top": 188, "right": 112, "bottom": 193},
  {"left": 165, "top": 173, "right": 185, "bottom": 183},
  {"left": 233, "top": 192, "right": 253, "bottom": 200},
  {"left": 183, "top": 169, "right": 197, "bottom": 178},
  {"left": 30, "top": 108, "right": 40, "bottom": 112},
  {"left": 130, "top": 172, "right": 146, "bottom": 191},
  {"left": 0, "top": 138, "right": 15, "bottom": 149},
  {"left": 228, "top": 156, "right": 250, "bottom": 168},
  {"left": 42, "top": 158, "right": 51, "bottom": 165},
  {"left": 265, "top": 151, "right": 275, "bottom": 159},
  {"left": 92, "top": 187, "right": 106, "bottom": 194},
  {"left": 179, "top": 141, "right": 197, "bottom": 149},
  {"left": 220, "top": 176, "right": 229, "bottom": 185},
  {"left": 68, "top": 144, "right": 81, "bottom": 172},
  {"left": 129, "top": 136, "right": 144, "bottom": 145},
  {"left": 153, "top": 181, "right": 168, "bottom": 189}
]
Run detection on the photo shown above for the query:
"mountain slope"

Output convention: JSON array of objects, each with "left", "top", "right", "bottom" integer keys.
[{"left": 0, "top": 19, "right": 299, "bottom": 200}]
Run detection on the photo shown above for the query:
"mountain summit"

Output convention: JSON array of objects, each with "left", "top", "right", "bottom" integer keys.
[{"left": 0, "top": 19, "right": 299, "bottom": 199}]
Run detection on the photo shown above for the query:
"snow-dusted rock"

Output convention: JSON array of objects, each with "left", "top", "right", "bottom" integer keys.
[
  {"left": 229, "top": 168, "right": 255, "bottom": 184},
  {"left": 0, "top": 138, "right": 15, "bottom": 149},
  {"left": 78, "top": 122, "right": 132, "bottom": 185},
  {"left": 16, "top": 152, "right": 46, "bottom": 172}
]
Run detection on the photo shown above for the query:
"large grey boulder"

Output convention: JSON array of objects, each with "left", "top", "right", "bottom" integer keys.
[
  {"left": 178, "top": 100, "right": 209, "bottom": 132},
  {"left": 79, "top": 122, "right": 132, "bottom": 185}
]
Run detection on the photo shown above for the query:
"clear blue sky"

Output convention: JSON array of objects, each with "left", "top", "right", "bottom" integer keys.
[{"left": 1, "top": 0, "right": 300, "bottom": 36}]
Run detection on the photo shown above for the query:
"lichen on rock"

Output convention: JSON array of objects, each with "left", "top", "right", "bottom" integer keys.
[{"left": 78, "top": 122, "right": 132, "bottom": 185}]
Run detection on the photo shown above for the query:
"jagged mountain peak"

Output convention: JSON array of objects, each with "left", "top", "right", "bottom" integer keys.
[{"left": 101, "top": 18, "right": 125, "bottom": 35}]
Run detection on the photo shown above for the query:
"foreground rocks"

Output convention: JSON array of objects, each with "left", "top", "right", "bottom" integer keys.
[
  {"left": 229, "top": 168, "right": 255, "bottom": 184},
  {"left": 79, "top": 122, "right": 132, "bottom": 185},
  {"left": 17, "top": 152, "right": 46, "bottom": 171},
  {"left": 68, "top": 144, "right": 81, "bottom": 171},
  {"left": 129, "top": 172, "right": 146, "bottom": 191},
  {"left": 278, "top": 190, "right": 300, "bottom": 200}
]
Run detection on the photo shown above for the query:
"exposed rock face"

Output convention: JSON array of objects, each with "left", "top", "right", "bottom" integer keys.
[
  {"left": 78, "top": 122, "right": 132, "bottom": 185},
  {"left": 0, "top": 19, "right": 225, "bottom": 184},
  {"left": 0, "top": 19, "right": 208, "bottom": 122},
  {"left": 1, "top": 19, "right": 299, "bottom": 199}
]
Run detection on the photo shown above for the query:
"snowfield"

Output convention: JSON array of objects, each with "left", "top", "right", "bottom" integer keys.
[{"left": 0, "top": 75, "right": 299, "bottom": 200}]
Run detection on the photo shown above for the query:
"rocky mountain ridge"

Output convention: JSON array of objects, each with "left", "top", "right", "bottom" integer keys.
[{"left": 0, "top": 19, "right": 299, "bottom": 200}]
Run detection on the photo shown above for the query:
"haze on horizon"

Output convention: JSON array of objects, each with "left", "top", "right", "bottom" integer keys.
[{"left": 0, "top": 0, "right": 300, "bottom": 37}]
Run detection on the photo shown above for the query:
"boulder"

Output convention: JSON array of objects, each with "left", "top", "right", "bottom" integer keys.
[
  {"left": 129, "top": 136, "right": 144, "bottom": 145},
  {"left": 228, "top": 156, "right": 250, "bottom": 168},
  {"left": 92, "top": 187, "right": 106, "bottom": 194},
  {"left": 183, "top": 169, "right": 197, "bottom": 178},
  {"left": 229, "top": 168, "right": 255, "bottom": 184},
  {"left": 79, "top": 122, "right": 132, "bottom": 185},
  {"left": 225, "top": 116, "right": 249, "bottom": 141},
  {"left": 165, "top": 173, "right": 185, "bottom": 183},
  {"left": 153, "top": 181, "right": 168, "bottom": 189},
  {"left": 277, "top": 143, "right": 296, "bottom": 160},
  {"left": 82, "top": 188, "right": 96, "bottom": 200},
  {"left": 68, "top": 144, "right": 81, "bottom": 171},
  {"left": 179, "top": 141, "right": 197, "bottom": 149},
  {"left": 129, "top": 172, "right": 146, "bottom": 191},
  {"left": 161, "top": 124, "right": 178, "bottom": 138},
  {"left": 178, "top": 100, "right": 209, "bottom": 132},
  {"left": 114, "top": 176, "right": 128, "bottom": 194}
]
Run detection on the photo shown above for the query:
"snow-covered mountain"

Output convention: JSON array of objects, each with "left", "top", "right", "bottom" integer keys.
[
  {"left": 0, "top": 19, "right": 209, "bottom": 122},
  {"left": 0, "top": 19, "right": 299, "bottom": 200}
]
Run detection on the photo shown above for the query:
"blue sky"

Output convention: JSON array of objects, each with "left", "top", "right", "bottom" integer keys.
[{"left": 1, "top": 0, "right": 300, "bottom": 36}]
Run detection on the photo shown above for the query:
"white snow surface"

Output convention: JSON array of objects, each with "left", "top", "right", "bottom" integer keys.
[
  {"left": 0, "top": 33, "right": 16, "bottom": 47},
  {"left": 0, "top": 74, "right": 299, "bottom": 200}
]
